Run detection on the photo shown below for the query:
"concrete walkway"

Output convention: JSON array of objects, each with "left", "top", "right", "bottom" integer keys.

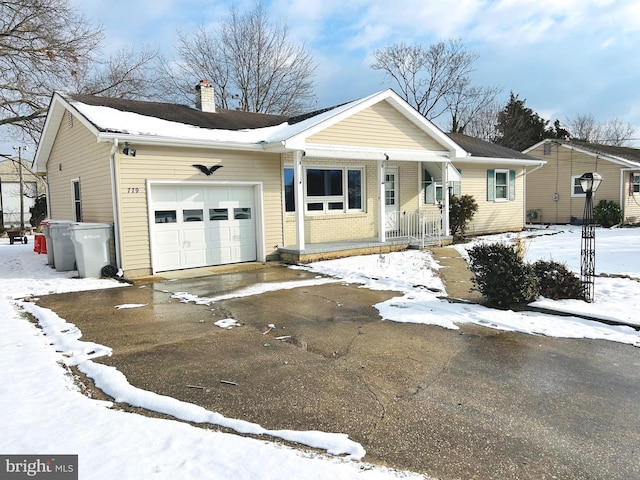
[{"left": 428, "top": 246, "right": 483, "bottom": 303}]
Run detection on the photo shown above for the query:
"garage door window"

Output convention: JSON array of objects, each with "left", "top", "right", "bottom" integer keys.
[
  {"left": 234, "top": 207, "right": 251, "bottom": 219},
  {"left": 184, "top": 209, "right": 203, "bottom": 222},
  {"left": 155, "top": 210, "right": 177, "bottom": 223},
  {"left": 210, "top": 208, "right": 228, "bottom": 221}
]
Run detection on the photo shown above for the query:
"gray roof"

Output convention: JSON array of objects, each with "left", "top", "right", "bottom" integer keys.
[
  {"left": 67, "top": 94, "right": 289, "bottom": 131},
  {"left": 447, "top": 132, "right": 539, "bottom": 160},
  {"left": 558, "top": 139, "right": 640, "bottom": 163}
]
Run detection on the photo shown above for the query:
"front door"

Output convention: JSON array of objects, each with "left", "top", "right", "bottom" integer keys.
[{"left": 385, "top": 167, "right": 399, "bottom": 232}]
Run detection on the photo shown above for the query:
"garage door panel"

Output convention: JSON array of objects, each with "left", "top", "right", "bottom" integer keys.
[
  {"left": 183, "top": 249, "right": 207, "bottom": 267},
  {"left": 183, "top": 229, "right": 207, "bottom": 244},
  {"left": 177, "top": 186, "right": 205, "bottom": 203},
  {"left": 155, "top": 251, "right": 181, "bottom": 270},
  {"left": 154, "top": 228, "right": 180, "bottom": 248},
  {"left": 208, "top": 247, "right": 233, "bottom": 265},
  {"left": 205, "top": 188, "right": 230, "bottom": 203},
  {"left": 206, "top": 223, "right": 231, "bottom": 241},
  {"left": 151, "top": 186, "right": 179, "bottom": 203}
]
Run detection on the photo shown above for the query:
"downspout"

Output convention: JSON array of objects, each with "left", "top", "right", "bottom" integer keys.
[{"left": 110, "top": 139, "right": 122, "bottom": 269}]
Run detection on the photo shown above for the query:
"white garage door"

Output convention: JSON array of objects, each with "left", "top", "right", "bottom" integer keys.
[{"left": 150, "top": 184, "right": 257, "bottom": 272}]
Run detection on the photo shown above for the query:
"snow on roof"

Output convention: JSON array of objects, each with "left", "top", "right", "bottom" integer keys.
[{"left": 66, "top": 93, "right": 373, "bottom": 147}]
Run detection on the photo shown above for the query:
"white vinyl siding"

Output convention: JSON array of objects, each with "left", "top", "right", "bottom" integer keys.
[{"left": 307, "top": 102, "right": 447, "bottom": 151}]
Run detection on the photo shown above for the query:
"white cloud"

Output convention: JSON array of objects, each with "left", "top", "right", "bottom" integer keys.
[{"left": 58, "top": 0, "right": 640, "bottom": 145}]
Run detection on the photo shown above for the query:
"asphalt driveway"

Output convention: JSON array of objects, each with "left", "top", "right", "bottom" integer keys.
[{"left": 35, "top": 264, "right": 640, "bottom": 480}]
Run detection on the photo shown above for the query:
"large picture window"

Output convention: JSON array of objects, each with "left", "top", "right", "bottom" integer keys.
[{"left": 284, "top": 166, "right": 364, "bottom": 213}]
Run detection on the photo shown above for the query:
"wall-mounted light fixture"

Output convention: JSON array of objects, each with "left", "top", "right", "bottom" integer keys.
[{"left": 122, "top": 143, "right": 136, "bottom": 157}]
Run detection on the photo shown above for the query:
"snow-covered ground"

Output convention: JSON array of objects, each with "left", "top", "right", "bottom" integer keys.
[{"left": 1, "top": 226, "right": 639, "bottom": 479}]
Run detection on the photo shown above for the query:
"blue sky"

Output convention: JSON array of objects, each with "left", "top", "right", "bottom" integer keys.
[{"left": 8, "top": 0, "right": 639, "bottom": 159}]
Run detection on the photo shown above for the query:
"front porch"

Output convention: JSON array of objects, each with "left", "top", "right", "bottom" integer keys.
[
  {"left": 280, "top": 209, "right": 449, "bottom": 263},
  {"left": 278, "top": 234, "right": 452, "bottom": 264}
]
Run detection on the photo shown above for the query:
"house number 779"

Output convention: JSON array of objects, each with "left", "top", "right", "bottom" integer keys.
[{"left": 127, "top": 187, "right": 140, "bottom": 194}]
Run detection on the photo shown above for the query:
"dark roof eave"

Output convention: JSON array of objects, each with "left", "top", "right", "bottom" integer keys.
[{"left": 446, "top": 132, "right": 540, "bottom": 161}]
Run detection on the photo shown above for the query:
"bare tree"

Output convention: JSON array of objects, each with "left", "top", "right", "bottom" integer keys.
[
  {"left": 566, "top": 113, "right": 635, "bottom": 146},
  {"left": 463, "top": 100, "right": 501, "bottom": 142},
  {"left": 1, "top": 0, "right": 162, "bottom": 146},
  {"left": 566, "top": 114, "right": 601, "bottom": 143},
  {"left": 601, "top": 118, "right": 635, "bottom": 146},
  {"left": 371, "top": 38, "right": 499, "bottom": 130},
  {"left": 445, "top": 81, "right": 502, "bottom": 134},
  {"left": 158, "top": 26, "right": 231, "bottom": 108},
  {"left": 164, "top": 3, "right": 316, "bottom": 115},
  {"left": 74, "top": 45, "right": 161, "bottom": 100},
  {"left": 0, "top": 0, "right": 103, "bottom": 141}
]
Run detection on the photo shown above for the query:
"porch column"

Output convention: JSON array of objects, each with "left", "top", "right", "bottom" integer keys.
[
  {"left": 442, "top": 161, "right": 450, "bottom": 235},
  {"left": 294, "top": 150, "right": 305, "bottom": 250},
  {"left": 378, "top": 157, "right": 386, "bottom": 242}
]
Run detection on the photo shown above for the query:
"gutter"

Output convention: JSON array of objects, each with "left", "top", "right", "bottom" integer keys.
[
  {"left": 97, "top": 133, "right": 277, "bottom": 153},
  {"left": 524, "top": 161, "right": 546, "bottom": 175},
  {"left": 453, "top": 156, "right": 546, "bottom": 167},
  {"left": 109, "top": 139, "right": 122, "bottom": 269}
]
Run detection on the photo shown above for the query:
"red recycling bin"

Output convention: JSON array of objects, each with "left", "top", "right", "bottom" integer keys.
[{"left": 34, "top": 234, "right": 47, "bottom": 254}]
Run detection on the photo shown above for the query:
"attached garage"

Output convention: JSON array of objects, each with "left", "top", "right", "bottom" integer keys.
[{"left": 149, "top": 182, "right": 260, "bottom": 272}]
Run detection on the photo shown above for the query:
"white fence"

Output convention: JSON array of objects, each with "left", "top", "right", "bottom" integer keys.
[{"left": 386, "top": 210, "right": 443, "bottom": 246}]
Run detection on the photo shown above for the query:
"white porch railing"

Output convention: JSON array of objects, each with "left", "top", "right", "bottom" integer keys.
[{"left": 386, "top": 210, "right": 443, "bottom": 247}]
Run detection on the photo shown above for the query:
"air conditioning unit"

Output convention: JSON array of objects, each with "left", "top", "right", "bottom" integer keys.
[{"left": 526, "top": 209, "right": 542, "bottom": 221}]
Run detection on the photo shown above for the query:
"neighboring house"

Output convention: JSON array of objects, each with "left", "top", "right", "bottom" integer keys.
[
  {"left": 524, "top": 139, "right": 640, "bottom": 224},
  {"left": 0, "top": 157, "right": 46, "bottom": 229},
  {"left": 447, "top": 133, "right": 544, "bottom": 237},
  {"left": 34, "top": 83, "right": 544, "bottom": 277}
]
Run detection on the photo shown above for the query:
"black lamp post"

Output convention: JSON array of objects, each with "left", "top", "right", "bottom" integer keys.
[{"left": 579, "top": 172, "right": 602, "bottom": 302}]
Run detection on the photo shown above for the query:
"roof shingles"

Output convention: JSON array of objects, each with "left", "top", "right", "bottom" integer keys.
[
  {"left": 447, "top": 132, "right": 539, "bottom": 160},
  {"left": 67, "top": 94, "right": 288, "bottom": 131}
]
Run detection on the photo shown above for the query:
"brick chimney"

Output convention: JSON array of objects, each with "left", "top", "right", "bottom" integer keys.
[{"left": 195, "top": 80, "right": 216, "bottom": 113}]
